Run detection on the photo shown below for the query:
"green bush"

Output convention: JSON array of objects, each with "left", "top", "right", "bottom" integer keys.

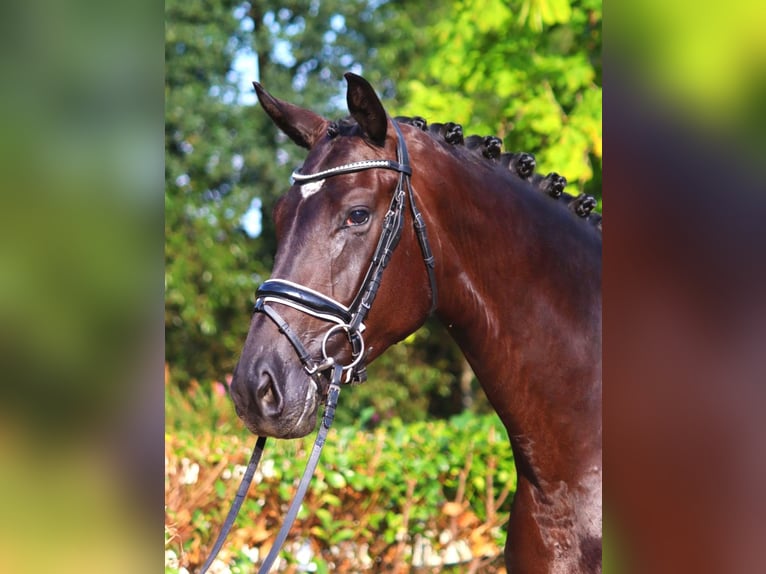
[{"left": 166, "top": 383, "right": 515, "bottom": 573}]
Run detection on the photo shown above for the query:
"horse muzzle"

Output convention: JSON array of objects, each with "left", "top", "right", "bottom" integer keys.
[{"left": 230, "top": 357, "right": 322, "bottom": 439}]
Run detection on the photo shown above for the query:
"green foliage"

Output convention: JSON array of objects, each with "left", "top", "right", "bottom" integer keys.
[
  {"left": 165, "top": 367, "right": 241, "bottom": 435},
  {"left": 165, "top": 0, "right": 268, "bottom": 385},
  {"left": 165, "top": 389, "right": 515, "bottom": 572},
  {"left": 392, "top": 0, "right": 602, "bottom": 199}
]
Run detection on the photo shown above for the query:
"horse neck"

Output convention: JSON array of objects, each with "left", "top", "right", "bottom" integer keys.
[{"left": 413, "top": 142, "right": 602, "bottom": 473}]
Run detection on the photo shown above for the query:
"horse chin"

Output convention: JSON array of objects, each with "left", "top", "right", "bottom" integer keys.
[
  {"left": 246, "top": 413, "right": 318, "bottom": 440},
  {"left": 233, "top": 373, "right": 323, "bottom": 439},
  {"left": 276, "top": 377, "right": 323, "bottom": 439}
]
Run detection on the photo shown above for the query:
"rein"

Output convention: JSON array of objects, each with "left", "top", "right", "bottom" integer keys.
[
  {"left": 197, "top": 366, "right": 343, "bottom": 574},
  {"left": 197, "top": 119, "right": 437, "bottom": 573}
]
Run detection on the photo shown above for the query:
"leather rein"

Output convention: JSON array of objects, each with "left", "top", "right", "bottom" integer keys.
[{"left": 197, "top": 119, "right": 437, "bottom": 573}]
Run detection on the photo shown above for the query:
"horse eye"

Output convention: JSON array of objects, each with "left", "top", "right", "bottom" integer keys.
[{"left": 345, "top": 208, "right": 370, "bottom": 226}]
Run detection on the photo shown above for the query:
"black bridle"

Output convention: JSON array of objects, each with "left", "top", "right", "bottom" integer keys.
[
  {"left": 255, "top": 119, "right": 437, "bottom": 384},
  {"left": 198, "top": 119, "right": 437, "bottom": 573}
]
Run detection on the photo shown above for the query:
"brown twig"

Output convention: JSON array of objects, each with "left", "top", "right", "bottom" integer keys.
[
  {"left": 393, "top": 477, "right": 418, "bottom": 571},
  {"left": 450, "top": 449, "right": 473, "bottom": 537}
]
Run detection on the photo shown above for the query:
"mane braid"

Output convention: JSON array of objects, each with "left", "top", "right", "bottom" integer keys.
[
  {"left": 347, "top": 115, "right": 602, "bottom": 233},
  {"left": 465, "top": 135, "right": 503, "bottom": 159}
]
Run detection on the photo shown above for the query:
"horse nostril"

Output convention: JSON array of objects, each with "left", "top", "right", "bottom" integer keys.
[
  {"left": 254, "top": 370, "right": 283, "bottom": 417},
  {"left": 257, "top": 378, "right": 275, "bottom": 405}
]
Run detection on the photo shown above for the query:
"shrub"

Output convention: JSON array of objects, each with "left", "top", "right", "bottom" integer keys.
[{"left": 165, "top": 398, "right": 515, "bottom": 573}]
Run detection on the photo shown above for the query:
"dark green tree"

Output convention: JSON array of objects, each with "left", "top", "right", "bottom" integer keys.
[{"left": 166, "top": 0, "right": 266, "bottom": 385}]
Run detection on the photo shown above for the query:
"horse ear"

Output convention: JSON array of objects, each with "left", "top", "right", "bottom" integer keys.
[
  {"left": 345, "top": 73, "right": 388, "bottom": 146},
  {"left": 253, "top": 82, "right": 327, "bottom": 149}
]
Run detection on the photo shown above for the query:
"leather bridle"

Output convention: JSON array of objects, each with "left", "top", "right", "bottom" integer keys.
[
  {"left": 254, "top": 119, "right": 437, "bottom": 385},
  {"left": 198, "top": 119, "right": 437, "bottom": 573}
]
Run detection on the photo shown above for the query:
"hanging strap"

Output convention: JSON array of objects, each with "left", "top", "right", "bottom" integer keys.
[
  {"left": 197, "top": 364, "right": 344, "bottom": 574},
  {"left": 197, "top": 436, "right": 267, "bottom": 574},
  {"left": 256, "top": 364, "right": 343, "bottom": 572}
]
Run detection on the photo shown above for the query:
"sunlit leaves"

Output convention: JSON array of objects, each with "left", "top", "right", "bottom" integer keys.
[
  {"left": 518, "top": 0, "right": 572, "bottom": 31},
  {"left": 393, "top": 0, "right": 601, "bottom": 191},
  {"left": 165, "top": 400, "right": 516, "bottom": 572}
]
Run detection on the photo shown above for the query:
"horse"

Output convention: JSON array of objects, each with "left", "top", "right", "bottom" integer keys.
[{"left": 230, "top": 73, "right": 602, "bottom": 573}]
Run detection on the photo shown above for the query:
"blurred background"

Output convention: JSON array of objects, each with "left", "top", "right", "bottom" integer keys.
[{"left": 1, "top": 0, "right": 161, "bottom": 572}]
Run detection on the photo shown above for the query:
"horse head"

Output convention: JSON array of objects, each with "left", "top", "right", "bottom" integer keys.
[{"left": 230, "top": 74, "right": 435, "bottom": 439}]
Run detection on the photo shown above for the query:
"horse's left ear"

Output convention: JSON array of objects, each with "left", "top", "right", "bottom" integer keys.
[
  {"left": 253, "top": 82, "right": 328, "bottom": 149},
  {"left": 345, "top": 73, "right": 387, "bottom": 146}
]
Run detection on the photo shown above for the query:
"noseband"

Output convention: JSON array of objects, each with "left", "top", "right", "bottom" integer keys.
[
  {"left": 198, "top": 120, "right": 437, "bottom": 574},
  {"left": 253, "top": 119, "right": 437, "bottom": 385}
]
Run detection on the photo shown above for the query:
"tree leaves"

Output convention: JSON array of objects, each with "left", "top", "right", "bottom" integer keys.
[
  {"left": 395, "top": 0, "right": 601, "bottom": 192},
  {"left": 518, "top": 0, "right": 573, "bottom": 31}
]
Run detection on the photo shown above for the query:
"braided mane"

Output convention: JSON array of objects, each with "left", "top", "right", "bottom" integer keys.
[{"left": 393, "top": 116, "right": 602, "bottom": 233}]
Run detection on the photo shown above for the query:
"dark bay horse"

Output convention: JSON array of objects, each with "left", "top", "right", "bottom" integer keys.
[{"left": 230, "top": 73, "right": 601, "bottom": 573}]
